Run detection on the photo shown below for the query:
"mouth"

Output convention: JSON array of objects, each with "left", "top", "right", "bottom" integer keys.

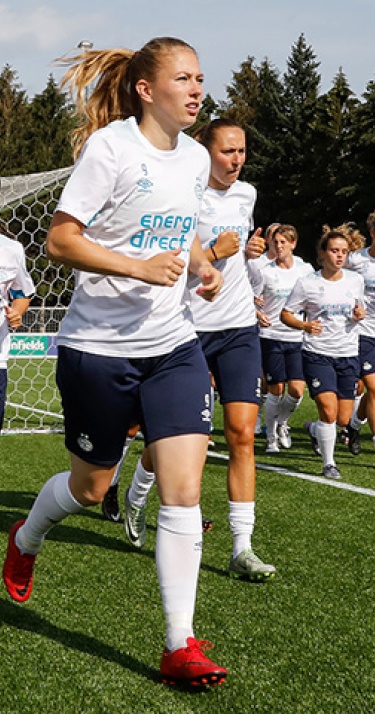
[{"left": 186, "top": 103, "right": 200, "bottom": 116}]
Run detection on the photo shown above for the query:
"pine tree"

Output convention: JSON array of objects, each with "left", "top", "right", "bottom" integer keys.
[
  {"left": 0, "top": 65, "right": 30, "bottom": 174},
  {"left": 27, "top": 75, "right": 76, "bottom": 171},
  {"left": 346, "top": 79, "right": 375, "bottom": 220}
]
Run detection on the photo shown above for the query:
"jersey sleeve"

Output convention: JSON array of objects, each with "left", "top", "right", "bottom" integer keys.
[
  {"left": 12, "top": 245, "right": 34, "bottom": 297},
  {"left": 283, "top": 276, "right": 306, "bottom": 314},
  {"left": 57, "top": 130, "right": 118, "bottom": 227}
]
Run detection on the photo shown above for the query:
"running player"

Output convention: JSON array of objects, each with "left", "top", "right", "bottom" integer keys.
[
  {"left": 0, "top": 226, "right": 34, "bottom": 431},
  {"left": 281, "top": 228, "right": 365, "bottom": 479},
  {"left": 258, "top": 225, "right": 314, "bottom": 452},
  {"left": 125, "top": 118, "right": 276, "bottom": 583},
  {"left": 2, "top": 38, "right": 227, "bottom": 688}
]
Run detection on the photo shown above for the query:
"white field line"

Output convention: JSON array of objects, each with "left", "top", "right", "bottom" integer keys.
[{"left": 206, "top": 450, "right": 375, "bottom": 497}]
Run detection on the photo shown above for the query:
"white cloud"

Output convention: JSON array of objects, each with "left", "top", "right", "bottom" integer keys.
[{"left": 0, "top": 3, "right": 103, "bottom": 50}]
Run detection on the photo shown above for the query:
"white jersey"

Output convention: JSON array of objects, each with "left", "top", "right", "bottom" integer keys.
[
  {"left": 284, "top": 269, "right": 365, "bottom": 356},
  {"left": 187, "top": 181, "right": 258, "bottom": 331},
  {"left": 56, "top": 117, "right": 210, "bottom": 358},
  {"left": 247, "top": 251, "right": 273, "bottom": 292},
  {"left": 259, "top": 257, "right": 314, "bottom": 342},
  {"left": 0, "top": 234, "right": 34, "bottom": 368},
  {"left": 346, "top": 247, "right": 375, "bottom": 338}
]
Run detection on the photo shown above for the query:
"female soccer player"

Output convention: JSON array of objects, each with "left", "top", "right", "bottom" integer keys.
[
  {"left": 258, "top": 224, "right": 314, "bottom": 453},
  {"left": 344, "top": 213, "right": 375, "bottom": 451},
  {"left": 125, "top": 118, "right": 275, "bottom": 582},
  {"left": 281, "top": 228, "right": 365, "bottom": 479},
  {"left": 2, "top": 38, "right": 227, "bottom": 688},
  {"left": 0, "top": 225, "right": 34, "bottom": 431}
]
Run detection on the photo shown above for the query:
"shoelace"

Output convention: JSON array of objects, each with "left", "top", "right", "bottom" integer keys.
[
  {"left": 130, "top": 505, "right": 145, "bottom": 530},
  {"left": 186, "top": 639, "right": 213, "bottom": 656},
  {"left": 13, "top": 551, "right": 35, "bottom": 579}
]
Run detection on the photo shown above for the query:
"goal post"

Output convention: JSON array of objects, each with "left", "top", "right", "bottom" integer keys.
[{"left": 0, "top": 168, "right": 73, "bottom": 433}]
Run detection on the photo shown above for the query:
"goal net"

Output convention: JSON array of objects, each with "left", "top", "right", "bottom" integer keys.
[{"left": 0, "top": 167, "right": 73, "bottom": 433}]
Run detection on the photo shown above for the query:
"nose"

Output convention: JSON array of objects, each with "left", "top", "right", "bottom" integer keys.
[{"left": 190, "top": 79, "right": 203, "bottom": 97}]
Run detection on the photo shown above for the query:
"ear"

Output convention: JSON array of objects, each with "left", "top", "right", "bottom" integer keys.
[{"left": 136, "top": 78, "right": 153, "bottom": 104}]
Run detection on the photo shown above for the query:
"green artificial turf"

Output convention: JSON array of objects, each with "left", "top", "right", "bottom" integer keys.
[{"left": 0, "top": 395, "right": 374, "bottom": 713}]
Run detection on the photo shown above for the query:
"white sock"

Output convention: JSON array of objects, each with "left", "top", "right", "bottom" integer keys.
[
  {"left": 16, "top": 472, "right": 82, "bottom": 555},
  {"left": 350, "top": 412, "right": 366, "bottom": 431},
  {"left": 277, "top": 394, "right": 302, "bottom": 425},
  {"left": 350, "top": 399, "right": 367, "bottom": 431},
  {"left": 315, "top": 421, "right": 336, "bottom": 467},
  {"left": 128, "top": 457, "right": 155, "bottom": 508},
  {"left": 308, "top": 420, "right": 317, "bottom": 438},
  {"left": 229, "top": 501, "right": 255, "bottom": 558},
  {"left": 265, "top": 393, "right": 283, "bottom": 439},
  {"left": 110, "top": 435, "right": 135, "bottom": 487},
  {"left": 156, "top": 504, "right": 202, "bottom": 652}
]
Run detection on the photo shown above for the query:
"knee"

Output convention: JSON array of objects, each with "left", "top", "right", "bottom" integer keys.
[{"left": 226, "top": 423, "right": 255, "bottom": 452}]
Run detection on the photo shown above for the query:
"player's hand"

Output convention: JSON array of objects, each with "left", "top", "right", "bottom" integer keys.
[
  {"left": 306, "top": 319, "right": 322, "bottom": 335},
  {"left": 257, "top": 310, "right": 271, "bottom": 327},
  {"left": 5, "top": 305, "right": 22, "bottom": 329},
  {"left": 138, "top": 249, "right": 185, "bottom": 286},
  {"left": 245, "top": 228, "right": 266, "bottom": 259},
  {"left": 196, "top": 264, "right": 223, "bottom": 301},
  {"left": 353, "top": 302, "right": 366, "bottom": 321},
  {"left": 254, "top": 294, "right": 264, "bottom": 308},
  {"left": 215, "top": 230, "right": 240, "bottom": 259}
]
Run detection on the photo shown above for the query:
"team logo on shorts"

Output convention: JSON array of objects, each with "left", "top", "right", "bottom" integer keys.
[
  {"left": 363, "top": 361, "right": 372, "bottom": 371},
  {"left": 77, "top": 433, "right": 93, "bottom": 452},
  {"left": 312, "top": 378, "right": 321, "bottom": 389},
  {"left": 201, "top": 408, "right": 211, "bottom": 423}
]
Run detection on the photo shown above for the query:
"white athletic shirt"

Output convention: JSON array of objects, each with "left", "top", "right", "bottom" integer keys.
[
  {"left": 0, "top": 234, "right": 34, "bottom": 368},
  {"left": 56, "top": 117, "right": 210, "bottom": 357},
  {"left": 346, "top": 247, "right": 375, "bottom": 338},
  {"left": 259, "top": 257, "right": 314, "bottom": 342},
  {"left": 187, "top": 181, "right": 258, "bottom": 331},
  {"left": 247, "top": 251, "right": 273, "bottom": 291},
  {"left": 284, "top": 269, "right": 365, "bottom": 356}
]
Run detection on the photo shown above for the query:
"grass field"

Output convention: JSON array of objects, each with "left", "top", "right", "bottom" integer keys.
[{"left": 0, "top": 395, "right": 374, "bottom": 714}]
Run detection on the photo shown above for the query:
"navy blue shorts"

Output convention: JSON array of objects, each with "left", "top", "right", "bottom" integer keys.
[
  {"left": 197, "top": 325, "right": 261, "bottom": 405},
  {"left": 359, "top": 335, "right": 375, "bottom": 378},
  {"left": 0, "top": 368, "right": 7, "bottom": 431},
  {"left": 56, "top": 339, "right": 211, "bottom": 466},
  {"left": 261, "top": 338, "right": 304, "bottom": 384},
  {"left": 302, "top": 351, "right": 359, "bottom": 399}
]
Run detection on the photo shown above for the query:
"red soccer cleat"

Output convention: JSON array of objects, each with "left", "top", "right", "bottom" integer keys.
[
  {"left": 160, "top": 637, "right": 228, "bottom": 687},
  {"left": 3, "top": 520, "right": 36, "bottom": 602}
]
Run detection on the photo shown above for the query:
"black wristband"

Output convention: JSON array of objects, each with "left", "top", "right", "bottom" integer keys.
[{"left": 210, "top": 245, "right": 218, "bottom": 261}]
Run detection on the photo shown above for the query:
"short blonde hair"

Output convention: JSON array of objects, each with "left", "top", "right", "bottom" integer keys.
[{"left": 273, "top": 224, "right": 298, "bottom": 244}]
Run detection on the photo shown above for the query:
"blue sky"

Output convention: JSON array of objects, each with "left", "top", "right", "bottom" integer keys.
[{"left": 1, "top": 0, "right": 374, "bottom": 102}]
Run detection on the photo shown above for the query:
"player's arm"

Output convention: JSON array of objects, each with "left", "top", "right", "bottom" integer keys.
[
  {"left": 189, "top": 235, "right": 223, "bottom": 301},
  {"left": 281, "top": 308, "right": 322, "bottom": 335},
  {"left": 47, "top": 212, "right": 185, "bottom": 287},
  {"left": 205, "top": 230, "right": 240, "bottom": 262}
]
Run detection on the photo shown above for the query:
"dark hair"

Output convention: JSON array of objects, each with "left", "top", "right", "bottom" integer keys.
[
  {"left": 367, "top": 211, "right": 375, "bottom": 231},
  {"left": 0, "top": 220, "right": 15, "bottom": 240},
  {"left": 317, "top": 228, "right": 348, "bottom": 265},
  {"left": 198, "top": 118, "right": 244, "bottom": 151}
]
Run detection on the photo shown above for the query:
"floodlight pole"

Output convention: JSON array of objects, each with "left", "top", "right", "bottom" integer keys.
[{"left": 77, "top": 40, "right": 93, "bottom": 103}]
